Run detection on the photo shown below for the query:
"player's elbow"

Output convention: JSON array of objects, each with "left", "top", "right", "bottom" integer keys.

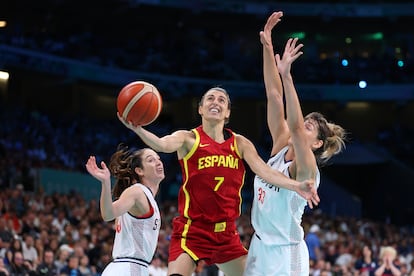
[
  {"left": 102, "top": 216, "right": 115, "bottom": 222},
  {"left": 101, "top": 212, "right": 115, "bottom": 222}
]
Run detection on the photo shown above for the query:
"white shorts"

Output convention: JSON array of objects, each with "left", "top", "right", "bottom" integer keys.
[
  {"left": 244, "top": 233, "right": 309, "bottom": 276},
  {"left": 102, "top": 257, "right": 150, "bottom": 276}
]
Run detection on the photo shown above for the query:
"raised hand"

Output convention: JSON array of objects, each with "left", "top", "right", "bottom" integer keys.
[
  {"left": 260, "top": 11, "right": 283, "bottom": 48},
  {"left": 275, "top": 37, "right": 304, "bottom": 77},
  {"left": 117, "top": 112, "right": 143, "bottom": 131},
  {"left": 296, "top": 179, "right": 320, "bottom": 209},
  {"left": 85, "top": 156, "right": 111, "bottom": 182}
]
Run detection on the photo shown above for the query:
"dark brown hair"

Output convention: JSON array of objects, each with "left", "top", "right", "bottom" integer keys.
[{"left": 108, "top": 144, "right": 148, "bottom": 199}]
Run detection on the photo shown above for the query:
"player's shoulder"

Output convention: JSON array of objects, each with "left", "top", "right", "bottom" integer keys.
[
  {"left": 127, "top": 183, "right": 147, "bottom": 194},
  {"left": 233, "top": 133, "right": 256, "bottom": 159},
  {"left": 172, "top": 129, "right": 193, "bottom": 135},
  {"left": 234, "top": 133, "right": 252, "bottom": 146},
  {"left": 170, "top": 129, "right": 195, "bottom": 140}
]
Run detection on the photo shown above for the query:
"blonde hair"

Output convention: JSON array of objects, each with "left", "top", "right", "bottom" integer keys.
[
  {"left": 379, "top": 246, "right": 397, "bottom": 260},
  {"left": 305, "top": 112, "right": 347, "bottom": 166}
]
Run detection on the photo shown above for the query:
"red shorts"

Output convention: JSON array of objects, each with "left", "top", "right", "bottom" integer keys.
[{"left": 168, "top": 216, "right": 247, "bottom": 266}]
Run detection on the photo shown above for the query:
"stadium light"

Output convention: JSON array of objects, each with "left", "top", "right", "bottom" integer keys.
[{"left": 0, "top": 71, "right": 9, "bottom": 80}]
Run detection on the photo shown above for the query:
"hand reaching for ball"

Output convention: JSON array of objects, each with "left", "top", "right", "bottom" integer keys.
[
  {"left": 117, "top": 112, "right": 143, "bottom": 130},
  {"left": 117, "top": 81, "right": 162, "bottom": 127}
]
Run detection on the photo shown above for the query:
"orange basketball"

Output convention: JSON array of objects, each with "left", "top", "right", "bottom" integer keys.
[{"left": 117, "top": 81, "right": 162, "bottom": 126}]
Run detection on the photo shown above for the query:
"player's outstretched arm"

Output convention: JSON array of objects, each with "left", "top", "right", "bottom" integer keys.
[
  {"left": 261, "top": 11, "right": 290, "bottom": 155},
  {"left": 85, "top": 156, "right": 116, "bottom": 221},
  {"left": 118, "top": 113, "right": 187, "bottom": 153}
]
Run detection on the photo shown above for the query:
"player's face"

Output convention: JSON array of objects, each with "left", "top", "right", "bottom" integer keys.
[
  {"left": 199, "top": 90, "right": 231, "bottom": 123},
  {"left": 140, "top": 149, "right": 165, "bottom": 183},
  {"left": 304, "top": 118, "right": 323, "bottom": 151}
]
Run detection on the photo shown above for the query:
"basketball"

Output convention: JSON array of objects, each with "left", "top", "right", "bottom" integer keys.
[{"left": 117, "top": 81, "right": 162, "bottom": 126}]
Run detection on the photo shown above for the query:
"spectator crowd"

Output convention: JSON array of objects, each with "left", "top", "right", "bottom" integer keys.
[{"left": 1, "top": 184, "right": 414, "bottom": 276}]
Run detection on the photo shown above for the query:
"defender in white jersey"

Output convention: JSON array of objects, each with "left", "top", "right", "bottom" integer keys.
[
  {"left": 246, "top": 147, "right": 320, "bottom": 275},
  {"left": 245, "top": 12, "right": 346, "bottom": 276},
  {"left": 86, "top": 145, "right": 165, "bottom": 276}
]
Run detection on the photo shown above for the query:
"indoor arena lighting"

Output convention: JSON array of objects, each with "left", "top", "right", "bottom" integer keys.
[{"left": 0, "top": 71, "right": 9, "bottom": 80}]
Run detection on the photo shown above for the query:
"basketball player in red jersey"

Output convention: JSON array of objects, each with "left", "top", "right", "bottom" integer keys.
[{"left": 119, "top": 87, "right": 319, "bottom": 276}]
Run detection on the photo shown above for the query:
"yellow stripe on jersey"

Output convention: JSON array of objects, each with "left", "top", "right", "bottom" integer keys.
[
  {"left": 182, "top": 129, "right": 200, "bottom": 219},
  {"left": 238, "top": 172, "right": 246, "bottom": 215},
  {"left": 231, "top": 131, "right": 245, "bottom": 216},
  {"left": 231, "top": 132, "right": 243, "bottom": 159}
]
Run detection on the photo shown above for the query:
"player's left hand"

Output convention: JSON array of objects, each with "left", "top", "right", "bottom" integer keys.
[{"left": 297, "top": 179, "right": 320, "bottom": 209}]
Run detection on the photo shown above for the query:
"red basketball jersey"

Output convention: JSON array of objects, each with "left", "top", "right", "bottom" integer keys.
[{"left": 178, "top": 126, "right": 246, "bottom": 223}]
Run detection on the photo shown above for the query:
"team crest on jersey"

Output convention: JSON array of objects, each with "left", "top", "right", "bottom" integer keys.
[{"left": 116, "top": 222, "right": 121, "bottom": 233}]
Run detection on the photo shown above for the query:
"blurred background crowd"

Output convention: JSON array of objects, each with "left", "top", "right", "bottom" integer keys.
[{"left": 1, "top": 0, "right": 414, "bottom": 275}]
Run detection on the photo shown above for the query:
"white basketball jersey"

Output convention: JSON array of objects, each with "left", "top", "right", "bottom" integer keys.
[
  {"left": 111, "top": 183, "right": 161, "bottom": 263},
  {"left": 251, "top": 146, "right": 320, "bottom": 245}
]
